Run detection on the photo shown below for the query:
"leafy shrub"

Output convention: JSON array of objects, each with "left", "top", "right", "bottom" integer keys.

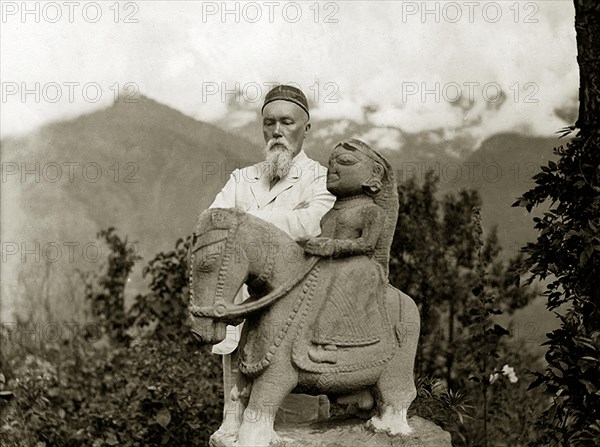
[
  {"left": 1, "top": 231, "right": 222, "bottom": 447},
  {"left": 1, "top": 336, "right": 221, "bottom": 446},
  {"left": 515, "top": 128, "right": 600, "bottom": 445},
  {"left": 90, "top": 228, "right": 142, "bottom": 341},
  {"left": 128, "top": 237, "right": 192, "bottom": 340}
]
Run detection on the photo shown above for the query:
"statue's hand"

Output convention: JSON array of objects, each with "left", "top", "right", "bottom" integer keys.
[{"left": 304, "top": 237, "right": 335, "bottom": 257}]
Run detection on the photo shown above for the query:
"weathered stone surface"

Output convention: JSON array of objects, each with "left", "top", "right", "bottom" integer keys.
[
  {"left": 191, "top": 141, "right": 422, "bottom": 446},
  {"left": 209, "top": 416, "right": 452, "bottom": 447}
]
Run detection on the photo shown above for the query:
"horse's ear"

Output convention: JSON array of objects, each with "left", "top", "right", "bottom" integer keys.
[{"left": 211, "top": 209, "right": 239, "bottom": 229}]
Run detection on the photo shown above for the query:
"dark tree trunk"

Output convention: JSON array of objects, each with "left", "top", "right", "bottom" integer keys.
[{"left": 574, "top": 1, "right": 600, "bottom": 130}]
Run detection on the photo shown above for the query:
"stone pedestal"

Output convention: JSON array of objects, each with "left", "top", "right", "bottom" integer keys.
[{"left": 209, "top": 416, "right": 452, "bottom": 447}]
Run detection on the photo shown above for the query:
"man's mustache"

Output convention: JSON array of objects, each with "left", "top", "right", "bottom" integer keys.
[{"left": 266, "top": 137, "right": 293, "bottom": 152}]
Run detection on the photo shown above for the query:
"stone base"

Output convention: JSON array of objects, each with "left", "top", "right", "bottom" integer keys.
[{"left": 209, "top": 416, "right": 451, "bottom": 447}]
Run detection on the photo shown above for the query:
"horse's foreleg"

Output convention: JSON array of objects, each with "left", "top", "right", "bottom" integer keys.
[
  {"left": 237, "top": 369, "right": 298, "bottom": 447},
  {"left": 368, "top": 292, "right": 419, "bottom": 436},
  {"left": 216, "top": 352, "right": 248, "bottom": 435}
]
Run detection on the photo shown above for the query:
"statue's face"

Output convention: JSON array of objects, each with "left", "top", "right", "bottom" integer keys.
[
  {"left": 326, "top": 145, "right": 375, "bottom": 197},
  {"left": 188, "top": 234, "right": 229, "bottom": 344},
  {"left": 188, "top": 217, "right": 249, "bottom": 345}
]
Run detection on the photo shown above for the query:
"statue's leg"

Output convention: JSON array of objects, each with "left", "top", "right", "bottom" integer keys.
[
  {"left": 368, "top": 292, "right": 420, "bottom": 436},
  {"left": 237, "top": 366, "right": 298, "bottom": 447},
  {"left": 216, "top": 350, "right": 245, "bottom": 435}
]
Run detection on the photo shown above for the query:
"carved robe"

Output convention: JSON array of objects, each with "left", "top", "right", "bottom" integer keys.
[{"left": 311, "top": 196, "right": 387, "bottom": 347}]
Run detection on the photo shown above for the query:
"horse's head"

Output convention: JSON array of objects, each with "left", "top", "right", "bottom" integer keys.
[{"left": 187, "top": 208, "right": 250, "bottom": 344}]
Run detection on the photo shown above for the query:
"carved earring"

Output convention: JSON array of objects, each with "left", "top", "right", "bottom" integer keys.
[{"left": 362, "top": 178, "right": 382, "bottom": 196}]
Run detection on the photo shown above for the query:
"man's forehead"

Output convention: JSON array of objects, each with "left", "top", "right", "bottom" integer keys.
[{"left": 262, "top": 100, "right": 308, "bottom": 119}]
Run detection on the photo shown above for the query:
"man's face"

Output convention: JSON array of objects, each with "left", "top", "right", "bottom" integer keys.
[{"left": 262, "top": 100, "right": 310, "bottom": 158}]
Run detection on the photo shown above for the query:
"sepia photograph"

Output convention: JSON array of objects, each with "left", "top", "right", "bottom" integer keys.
[{"left": 1, "top": 1, "right": 598, "bottom": 446}]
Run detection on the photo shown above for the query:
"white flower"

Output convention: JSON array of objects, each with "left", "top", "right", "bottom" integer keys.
[{"left": 501, "top": 364, "right": 518, "bottom": 383}]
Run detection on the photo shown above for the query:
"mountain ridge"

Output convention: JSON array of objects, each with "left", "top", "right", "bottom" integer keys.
[{"left": 1, "top": 96, "right": 559, "bottom": 335}]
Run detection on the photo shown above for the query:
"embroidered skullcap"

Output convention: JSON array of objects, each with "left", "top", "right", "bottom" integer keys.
[{"left": 262, "top": 84, "right": 309, "bottom": 118}]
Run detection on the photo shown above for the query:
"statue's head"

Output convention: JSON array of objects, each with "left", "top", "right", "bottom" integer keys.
[
  {"left": 187, "top": 209, "right": 249, "bottom": 344},
  {"left": 326, "top": 139, "right": 387, "bottom": 198}
]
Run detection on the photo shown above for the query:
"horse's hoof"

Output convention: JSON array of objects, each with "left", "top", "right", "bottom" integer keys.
[
  {"left": 366, "top": 416, "right": 412, "bottom": 437},
  {"left": 238, "top": 427, "right": 281, "bottom": 447},
  {"left": 215, "top": 422, "right": 239, "bottom": 435}
]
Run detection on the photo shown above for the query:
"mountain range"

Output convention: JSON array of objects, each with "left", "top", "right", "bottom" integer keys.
[{"left": 1, "top": 95, "right": 563, "bottom": 336}]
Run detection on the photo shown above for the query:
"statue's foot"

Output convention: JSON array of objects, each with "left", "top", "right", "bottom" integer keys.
[
  {"left": 238, "top": 424, "right": 281, "bottom": 447},
  {"left": 367, "top": 409, "right": 412, "bottom": 436},
  {"left": 214, "top": 419, "right": 240, "bottom": 436},
  {"left": 308, "top": 344, "right": 338, "bottom": 364},
  {"left": 215, "top": 398, "right": 243, "bottom": 436}
]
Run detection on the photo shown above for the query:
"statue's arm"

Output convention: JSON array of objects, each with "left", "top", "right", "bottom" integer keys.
[{"left": 305, "top": 205, "right": 385, "bottom": 257}]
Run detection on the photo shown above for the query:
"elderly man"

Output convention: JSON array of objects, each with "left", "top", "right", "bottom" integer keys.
[{"left": 209, "top": 84, "right": 335, "bottom": 433}]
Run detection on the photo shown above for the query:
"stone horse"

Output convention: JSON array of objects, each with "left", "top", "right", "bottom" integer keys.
[{"left": 188, "top": 208, "right": 420, "bottom": 447}]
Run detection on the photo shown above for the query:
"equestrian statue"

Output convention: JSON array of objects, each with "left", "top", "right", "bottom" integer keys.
[{"left": 188, "top": 139, "right": 420, "bottom": 447}]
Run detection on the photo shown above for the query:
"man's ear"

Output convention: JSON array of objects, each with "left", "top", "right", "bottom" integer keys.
[{"left": 304, "top": 122, "right": 311, "bottom": 136}]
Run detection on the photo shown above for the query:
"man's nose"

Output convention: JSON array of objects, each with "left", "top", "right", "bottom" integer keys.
[{"left": 273, "top": 122, "right": 283, "bottom": 138}]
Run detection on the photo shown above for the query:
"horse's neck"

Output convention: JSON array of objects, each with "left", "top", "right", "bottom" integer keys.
[{"left": 240, "top": 217, "right": 306, "bottom": 290}]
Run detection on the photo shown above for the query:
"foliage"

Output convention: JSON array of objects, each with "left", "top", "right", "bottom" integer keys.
[
  {"left": 1, "top": 233, "right": 221, "bottom": 447},
  {"left": 83, "top": 228, "right": 141, "bottom": 341},
  {"left": 410, "top": 375, "right": 472, "bottom": 442},
  {"left": 514, "top": 128, "right": 600, "bottom": 446},
  {"left": 128, "top": 236, "right": 193, "bottom": 340},
  {"left": 1, "top": 337, "right": 221, "bottom": 446},
  {"left": 1, "top": 173, "right": 555, "bottom": 446},
  {"left": 390, "top": 174, "right": 542, "bottom": 445},
  {"left": 454, "top": 208, "right": 548, "bottom": 446},
  {"left": 390, "top": 173, "right": 536, "bottom": 384}
]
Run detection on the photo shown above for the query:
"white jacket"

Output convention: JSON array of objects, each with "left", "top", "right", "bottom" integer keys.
[{"left": 209, "top": 150, "right": 335, "bottom": 354}]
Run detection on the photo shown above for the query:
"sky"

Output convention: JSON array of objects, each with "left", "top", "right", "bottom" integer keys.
[{"left": 1, "top": 1, "right": 578, "bottom": 151}]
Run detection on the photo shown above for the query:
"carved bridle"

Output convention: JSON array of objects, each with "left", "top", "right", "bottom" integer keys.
[{"left": 188, "top": 210, "right": 319, "bottom": 321}]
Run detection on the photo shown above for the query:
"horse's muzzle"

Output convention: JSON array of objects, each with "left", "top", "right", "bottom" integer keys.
[{"left": 190, "top": 317, "right": 227, "bottom": 345}]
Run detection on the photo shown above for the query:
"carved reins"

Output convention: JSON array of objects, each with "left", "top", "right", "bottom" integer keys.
[
  {"left": 187, "top": 208, "right": 319, "bottom": 321},
  {"left": 189, "top": 256, "right": 319, "bottom": 320}
]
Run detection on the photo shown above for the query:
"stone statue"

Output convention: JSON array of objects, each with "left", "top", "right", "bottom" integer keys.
[
  {"left": 188, "top": 141, "right": 421, "bottom": 447},
  {"left": 304, "top": 139, "right": 398, "bottom": 365}
]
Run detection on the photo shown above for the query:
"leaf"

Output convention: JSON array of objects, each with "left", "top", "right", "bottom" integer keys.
[
  {"left": 580, "top": 379, "right": 597, "bottom": 394},
  {"left": 106, "top": 432, "right": 119, "bottom": 446},
  {"left": 492, "top": 324, "right": 510, "bottom": 336},
  {"left": 155, "top": 407, "right": 171, "bottom": 428}
]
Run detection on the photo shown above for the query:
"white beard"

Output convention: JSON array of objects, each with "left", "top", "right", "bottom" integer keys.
[{"left": 264, "top": 138, "right": 294, "bottom": 181}]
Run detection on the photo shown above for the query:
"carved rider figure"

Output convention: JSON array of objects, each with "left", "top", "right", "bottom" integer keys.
[{"left": 304, "top": 139, "right": 399, "bottom": 364}]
